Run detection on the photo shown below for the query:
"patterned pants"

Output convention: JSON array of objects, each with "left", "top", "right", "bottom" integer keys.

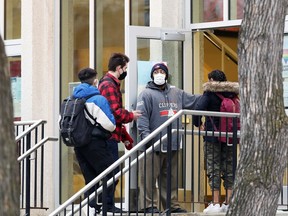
[{"left": 204, "top": 141, "right": 234, "bottom": 190}]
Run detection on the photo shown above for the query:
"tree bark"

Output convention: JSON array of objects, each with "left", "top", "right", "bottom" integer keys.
[
  {"left": 0, "top": 35, "right": 20, "bottom": 215},
  {"left": 228, "top": 1, "right": 288, "bottom": 216}
]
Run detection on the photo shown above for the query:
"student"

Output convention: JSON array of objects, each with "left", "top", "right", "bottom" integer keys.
[
  {"left": 98, "top": 53, "right": 142, "bottom": 213},
  {"left": 136, "top": 62, "right": 200, "bottom": 213},
  {"left": 71, "top": 68, "right": 116, "bottom": 215},
  {"left": 193, "top": 69, "right": 239, "bottom": 214}
]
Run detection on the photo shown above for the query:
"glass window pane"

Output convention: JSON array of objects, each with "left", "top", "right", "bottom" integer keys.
[
  {"left": 192, "top": 0, "right": 243, "bottom": 23},
  {"left": 60, "top": 0, "right": 90, "bottom": 203},
  {"left": 130, "top": 0, "right": 150, "bottom": 26},
  {"left": 8, "top": 56, "right": 22, "bottom": 120},
  {"left": 60, "top": 0, "right": 126, "bottom": 204},
  {"left": 229, "top": 0, "right": 244, "bottom": 20},
  {"left": 192, "top": 0, "right": 224, "bottom": 23},
  {"left": 137, "top": 39, "right": 183, "bottom": 93},
  {"left": 4, "top": 0, "right": 21, "bottom": 39}
]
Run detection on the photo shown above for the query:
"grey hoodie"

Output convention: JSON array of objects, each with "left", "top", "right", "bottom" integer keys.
[{"left": 136, "top": 81, "right": 200, "bottom": 152}]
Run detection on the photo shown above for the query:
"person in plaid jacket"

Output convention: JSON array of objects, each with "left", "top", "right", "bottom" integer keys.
[{"left": 98, "top": 53, "right": 142, "bottom": 213}]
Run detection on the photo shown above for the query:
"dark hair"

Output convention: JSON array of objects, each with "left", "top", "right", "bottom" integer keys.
[
  {"left": 108, "top": 53, "right": 130, "bottom": 71},
  {"left": 208, "top": 69, "right": 227, "bottom": 82},
  {"left": 78, "top": 68, "right": 97, "bottom": 84}
]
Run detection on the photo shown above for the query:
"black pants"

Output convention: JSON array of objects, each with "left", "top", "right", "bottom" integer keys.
[{"left": 74, "top": 137, "right": 115, "bottom": 210}]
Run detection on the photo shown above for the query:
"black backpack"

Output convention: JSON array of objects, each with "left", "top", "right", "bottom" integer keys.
[{"left": 59, "top": 94, "right": 97, "bottom": 147}]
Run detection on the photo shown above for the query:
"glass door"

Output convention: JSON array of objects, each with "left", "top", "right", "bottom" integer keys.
[{"left": 125, "top": 25, "right": 191, "bottom": 209}]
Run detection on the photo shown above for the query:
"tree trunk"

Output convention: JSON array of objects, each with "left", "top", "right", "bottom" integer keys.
[
  {"left": 228, "top": 1, "right": 288, "bottom": 215},
  {"left": 0, "top": 35, "right": 20, "bottom": 215}
]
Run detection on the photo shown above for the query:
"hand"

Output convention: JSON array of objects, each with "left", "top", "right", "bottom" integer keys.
[
  {"left": 132, "top": 110, "right": 142, "bottom": 120},
  {"left": 200, "top": 124, "right": 205, "bottom": 131},
  {"left": 123, "top": 140, "right": 133, "bottom": 150}
]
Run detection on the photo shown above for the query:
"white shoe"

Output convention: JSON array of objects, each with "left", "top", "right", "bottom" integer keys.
[
  {"left": 83, "top": 206, "right": 96, "bottom": 216},
  {"left": 220, "top": 203, "right": 229, "bottom": 213},
  {"left": 203, "top": 203, "right": 221, "bottom": 214}
]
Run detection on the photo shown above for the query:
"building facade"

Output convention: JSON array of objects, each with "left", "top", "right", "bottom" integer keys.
[{"left": 1, "top": 0, "right": 287, "bottom": 214}]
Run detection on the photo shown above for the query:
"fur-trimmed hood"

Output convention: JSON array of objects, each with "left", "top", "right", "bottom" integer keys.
[{"left": 203, "top": 81, "right": 239, "bottom": 94}]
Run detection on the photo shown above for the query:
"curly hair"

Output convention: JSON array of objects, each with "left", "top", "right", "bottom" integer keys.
[{"left": 208, "top": 69, "right": 227, "bottom": 82}]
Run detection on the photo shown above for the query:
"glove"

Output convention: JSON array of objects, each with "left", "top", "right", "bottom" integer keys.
[{"left": 121, "top": 126, "right": 134, "bottom": 150}]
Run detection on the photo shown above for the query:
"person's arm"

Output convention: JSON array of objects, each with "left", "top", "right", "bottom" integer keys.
[
  {"left": 100, "top": 82, "right": 134, "bottom": 124},
  {"left": 189, "top": 93, "right": 210, "bottom": 128},
  {"left": 136, "top": 91, "right": 151, "bottom": 140},
  {"left": 182, "top": 91, "right": 202, "bottom": 110}
]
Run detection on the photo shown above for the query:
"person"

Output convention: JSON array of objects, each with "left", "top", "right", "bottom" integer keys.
[
  {"left": 98, "top": 53, "right": 142, "bottom": 213},
  {"left": 71, "top": 68, "right": 116, "bottom": 215},
  {"left": 193, "top": 69, "right": 239, "bottom": 214},
  {"left": 136, "top": 62, "right": 200, "bottom": 213}
]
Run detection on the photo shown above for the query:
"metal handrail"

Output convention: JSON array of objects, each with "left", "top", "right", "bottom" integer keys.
[
  {"left": 15, "top": 119, "right": 47, "bottom": 142},
  {"left": 15, "top": 119, "right": 57, "bottom": 215},
  {"left": 49, "top": 109, "right": 240, "bottom": 216},
  {"left": 204, "top": 31, "right": 238, "bottom": 64},
  {"left": 17, "top": 136, "right": 58, "bottom": 161}
]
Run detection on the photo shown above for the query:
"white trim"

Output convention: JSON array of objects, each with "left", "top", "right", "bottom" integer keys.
[
  {"left": 223, "top": 0, "right": 229, "bottom": 21},
  {"left": 124, "top": 0, "right": 130, "bottom": 209},
  {"left": 53, "top": 0, "right": 60, "bottom": 209},
  {"left": 4, "top": 39, "right": 22, "bottom": 56},
  {"left": 0, "top": 0, "right": 4, "bottom": 37},
  {"left": 183, "top": 0, "right": 191, "bottom": 29},
  {"left": 285, "top": 15, "right": 288, "bottom": 33},
  {"left": 189, "top": 19, "right": 242, "bottom": 30},
  {"left": 89, "top": 0, "right": 94, "bottom": 68}
]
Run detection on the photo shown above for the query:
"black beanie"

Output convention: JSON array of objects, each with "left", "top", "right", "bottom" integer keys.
[{"left": 150, "top": 63, "right": 169, "bottom": 80}]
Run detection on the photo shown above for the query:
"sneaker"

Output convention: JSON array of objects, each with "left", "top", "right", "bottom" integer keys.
[
  {"left": 83, "top": 206, "right": 96, "bottom": 216},
  {"left": 142, "top": 207, "right": 160, "bottom": 213},
  {"left": 220, "top": 203, "right": 229, "bottom": 213},
  {"left": 203, "top": 203, "right": 221, "bottom": 214},
  {"left": 107, "top": 205, "right": 127, "bottom": 213},
  {"left": 171, "top": 207, "right": 187, "bottom": 213}
]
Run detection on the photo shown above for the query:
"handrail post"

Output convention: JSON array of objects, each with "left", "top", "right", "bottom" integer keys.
[
  {"left": 166, "top": 124, "right": 172, "bottom": 215},
  {"left": 232, "top": 117, "right": 238, "bottom": 181},
  {"left": 25, "top": 133, "right": 31, "bottom": 216}
]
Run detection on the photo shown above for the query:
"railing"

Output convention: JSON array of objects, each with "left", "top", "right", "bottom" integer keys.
[
  {"left": 14, "top": 120, "right": 58, "bottom": 216},
  {"left": 49, "top": 110, "right": 288, "bottom": 215},
  {"left": 204, "top": 31, "right": 238, "bottom": 69}
]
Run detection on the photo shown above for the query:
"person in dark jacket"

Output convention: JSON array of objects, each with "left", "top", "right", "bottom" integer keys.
[
  {"left": 71, "top": 68, "right": 116, "bottom": 216},
  {"left": 136, "top": 63, "right": 200, "bottom": 213},
  {"left": 193, "top": 69, "right": 239, "bottom": 214}
]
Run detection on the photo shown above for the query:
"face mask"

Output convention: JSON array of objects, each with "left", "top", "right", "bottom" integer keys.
[
  {"left": 118, "top": 71, "right": 127, "bottom": 80},
  {"left": 153, "top": 73, "right": 166, "bottom": 85}
]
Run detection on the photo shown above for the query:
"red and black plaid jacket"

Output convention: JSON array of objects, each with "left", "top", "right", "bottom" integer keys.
[{"left": 98, "top": 73, "right": 134, "bottom": 142}]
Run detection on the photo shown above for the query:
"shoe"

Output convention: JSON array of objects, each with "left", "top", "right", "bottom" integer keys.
[
  {"left": 83, "top": 206, "right": 96, "bottom": 216},
  {"left": 143, "top": 207, "right": 160, "bottom": 213},
  {"left": 107, "top": 205, "right": 127, "bottom": 213},
  {"left": 203, "top": 203, "right": 221, "bottom": 214},
  {"left": 171, "top": 207, "right": 187, "bottom": 213},
  {"left": 220, "top": 203, "right": 229, "bottom": 213}
]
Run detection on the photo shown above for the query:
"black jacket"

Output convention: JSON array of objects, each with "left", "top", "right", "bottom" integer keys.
[{"left": 193, "top": 81, "right": 239, "bottom": 142}]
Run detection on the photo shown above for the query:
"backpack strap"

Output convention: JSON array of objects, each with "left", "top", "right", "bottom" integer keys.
[
  {"left": 209, "top": 116, "right": 218, "bottom": 131},
  {"left": 83, "top": 93, "right": 99, "bottom": 125},
  {"left": 209, "top": 93, "right": 224, "bottom": 131},
  {"left": 215, "top": 93, "right": 225, "bottom": 100}
]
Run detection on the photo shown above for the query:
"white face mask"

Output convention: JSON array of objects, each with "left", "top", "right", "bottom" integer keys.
[{"left": 153, "top": 73, "right": 166, "bottom": 85}]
